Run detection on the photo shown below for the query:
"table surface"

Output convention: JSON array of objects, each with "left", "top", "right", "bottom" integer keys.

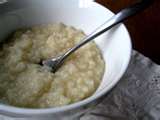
[{"left": 96, "top": 0, "right": 160, "bottom": 64}]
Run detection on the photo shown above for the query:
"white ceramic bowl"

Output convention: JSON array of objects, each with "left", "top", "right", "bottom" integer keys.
[{"left": 0, "top": 0, "right": 132, "bottom": 119}]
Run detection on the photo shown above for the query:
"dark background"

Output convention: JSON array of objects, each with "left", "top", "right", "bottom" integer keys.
[{"left": 96, "top": 0, "right": 160, "bottom": 64}]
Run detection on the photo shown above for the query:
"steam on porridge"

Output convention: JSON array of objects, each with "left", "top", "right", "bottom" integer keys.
[{"left": 0, "top": 23, "right": 105, "bottom": 108}]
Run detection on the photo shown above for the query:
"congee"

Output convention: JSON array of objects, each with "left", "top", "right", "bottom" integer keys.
[{"left": 0, "top": 23, "right": 105, "bottom": 108}]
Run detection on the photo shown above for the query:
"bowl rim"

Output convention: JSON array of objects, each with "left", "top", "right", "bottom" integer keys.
[{"left": 0, "top": 1, "right": 132, "bottom": 116}]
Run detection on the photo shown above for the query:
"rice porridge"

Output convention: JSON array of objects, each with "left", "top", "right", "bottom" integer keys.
[{"left": 0, "top": 23, "right": 105, "bottom": 108}]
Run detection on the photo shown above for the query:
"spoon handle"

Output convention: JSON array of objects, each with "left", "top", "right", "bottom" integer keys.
[{"left": 62, "top": 0, "right": 153, "bottom": 59}]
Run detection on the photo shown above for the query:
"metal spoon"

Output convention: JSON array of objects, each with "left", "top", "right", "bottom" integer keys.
[{"left": 43, "top": 0, "right": 153, "bottom": 73}]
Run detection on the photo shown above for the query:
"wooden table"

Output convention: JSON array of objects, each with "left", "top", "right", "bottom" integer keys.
[{"left": 96, "top": 0, "right": 160, "bottom": 64}]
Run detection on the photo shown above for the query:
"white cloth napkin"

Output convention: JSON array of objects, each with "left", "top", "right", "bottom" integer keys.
[{"left": 81, "top": 51, "right": 160, "bottom": 120}]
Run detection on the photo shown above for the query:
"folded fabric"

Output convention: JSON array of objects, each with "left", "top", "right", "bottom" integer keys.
[{"left": 81, "top": 51, "right": 160, "bottom": 120}]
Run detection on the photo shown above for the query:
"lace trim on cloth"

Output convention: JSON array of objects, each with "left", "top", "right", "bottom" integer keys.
[{"left": 81, "top": 51, "right": 160, "bottom": 120}]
